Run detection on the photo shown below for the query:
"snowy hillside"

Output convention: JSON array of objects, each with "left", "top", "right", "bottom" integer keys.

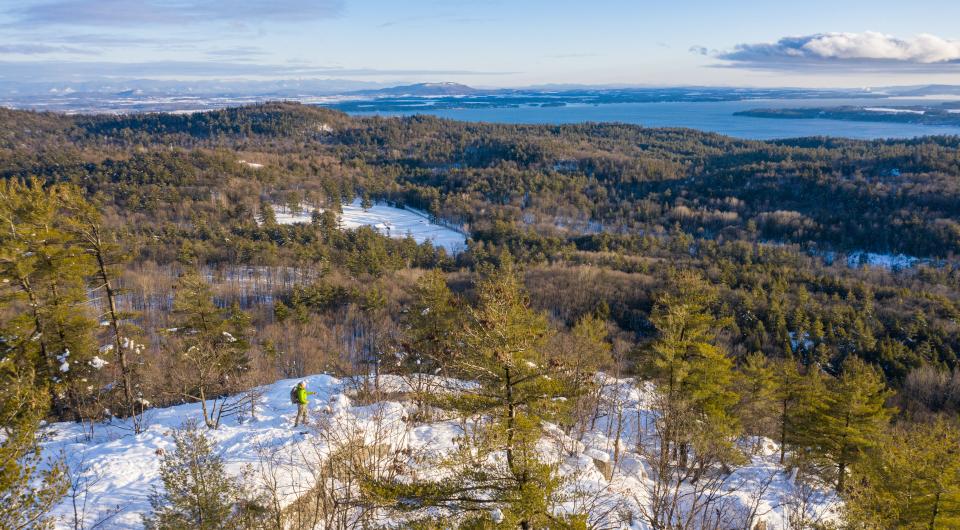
[
  {"left": 273, "top": 199, "right": 467, "bottom": 254},
  {"left": 41, "top": 374, "right": 839, "bottom": 529}
]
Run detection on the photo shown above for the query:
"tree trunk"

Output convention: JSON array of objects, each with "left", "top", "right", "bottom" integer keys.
[
  {"left": 930, "top": 490, "right": 941, "bottom": 530},
  {"left": 504, "top": 365, "right": 515, "bottom": 470},
  {"left": 779, "top": 398, "right": 788, "bottom": 465},
  {"left": 96, "top": 246, "right": 139, "bottom": 431}
]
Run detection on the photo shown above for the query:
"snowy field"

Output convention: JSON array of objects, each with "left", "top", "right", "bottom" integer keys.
[
  {"left": 40, "top": 374, "right": 839, "bottom": 529},
  {"left": 274, "top": 200, "right": 467, "bottom": 254}
]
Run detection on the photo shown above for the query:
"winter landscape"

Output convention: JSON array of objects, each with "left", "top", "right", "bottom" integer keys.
[
  {"left": 4, "top": 1, "right": 960, "bottom": 530},
  {"left": 43, "top": 374, "right": 839, "bottom": 529}
]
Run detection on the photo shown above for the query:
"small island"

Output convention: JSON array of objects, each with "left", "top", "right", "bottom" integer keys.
[{"left": 736, "top": 104, "right": 960, "bottom": 126}]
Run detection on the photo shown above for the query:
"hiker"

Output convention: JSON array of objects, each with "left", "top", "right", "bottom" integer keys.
[{"left": 291, "top": 381, "right": 315, "bottom": 427}]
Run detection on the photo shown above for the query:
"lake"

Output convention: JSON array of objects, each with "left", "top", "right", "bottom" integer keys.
[{"left": 347, "top": 98, "right": 960, "bottom": 140}]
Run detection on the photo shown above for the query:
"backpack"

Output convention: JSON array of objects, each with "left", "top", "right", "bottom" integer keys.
[{"left": 290, "top": 386, "right": 299, "bottom": 404}]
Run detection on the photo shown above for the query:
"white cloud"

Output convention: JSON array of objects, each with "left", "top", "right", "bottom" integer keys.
[
  {"left": 801, "top": 32, "right": 960, "bottom": 63},
  {"left": 717, "top": 32, "right": 960, "bottom": 71}
]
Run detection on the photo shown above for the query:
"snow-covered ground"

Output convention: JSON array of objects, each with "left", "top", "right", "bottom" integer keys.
[
  {"left": 813, "top": 249, "right": 929, "bottom": 271},
  {"left": 273, "top": 200, "right": 467, "bottom": 254},
  {"left": 863, "top": 107, "right": 926, "bottom": 115},
  {"left": 40, "top": 374, "right": 839, "bottom": 529},
  {"left": 846, "top": 251, "right": 919, "bottom": 269}
]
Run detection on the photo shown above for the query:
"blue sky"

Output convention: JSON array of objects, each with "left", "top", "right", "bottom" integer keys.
[{"left": 2, "top": 0, "right": 960, "bottom": 87}]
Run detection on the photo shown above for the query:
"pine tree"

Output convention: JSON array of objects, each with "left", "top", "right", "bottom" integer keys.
[
  {"left": 63, "top": 189, "right": 144, "bottom": 431},
  {"left": 144, "top": 420, "right": 263, "bottom": 530},
  {"left": 780, "top": 363, "right": 831, "bottom": 475},
  {"left": 846, "top": 419, "right": 960, "bottom": 529},
  {"left": 0, "top": 360, "right": 67, "bottom": 530},
  {"left": 819, "top": 357, "right": 893, "bottom": 492},
  {"left": 772, "top": 358, "right": 823, "bottom": 465},
  {"left": 368, "top": 259, "right": 584, "bottom": 528},
  {"left": 403, "top": 269, "right": 461, "bottom": 372},
  {"left": 637, "top": 271, "right": 745, "bottom": 527},
  {"left": 453, "top": 259, "right": 579, "bottom": 527},
  {"left": 642, "top": 271, "right": 741, "bottom": 472},
  {"left": 259, "top": 202, "right": 277, "bottom": 226},
  {"left": 568, "top": 313, "right": 612, "bottom": 384},
  {"left": 401, "top": 270, "right": 462, "bottom": 416},
  {"left": 0, "top": 178, "right": 99, "bottom": 421},
  {"left": 737, "top": 352, "right": 778, "bottom": 453},
  {"left": 168, "top": 271, "right": 252, "bottom": 429}
]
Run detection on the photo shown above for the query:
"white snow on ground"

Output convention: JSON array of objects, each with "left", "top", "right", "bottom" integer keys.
[
  {"left": 816, "top": 250, "right": 926, "bottom": 271},
  {"left": 239, "top": 160, "right": 264, "bottom": 169},
  {"left": 274, "top": 199, "right": 467, "bottom": 254},
  {"left": 863, "top": 107, "right": 926, "bottom": 114},
  {"left": 40, "top": 374, "right": 839, "bottom": 529},
  {"left": 845, "top": 251, "right": 919, "bottom": 270}
]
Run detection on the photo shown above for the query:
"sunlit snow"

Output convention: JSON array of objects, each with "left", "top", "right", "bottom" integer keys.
[
  {"left": 274, "top": 200, "right": 467, "bottom": 254},
  {"left": 39, "top": 374, "right": 838, "bottom": 529}
]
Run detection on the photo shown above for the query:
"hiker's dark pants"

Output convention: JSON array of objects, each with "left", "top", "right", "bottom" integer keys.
[{"left": 294, "top": 403, "right": 308, "bottom": 427}]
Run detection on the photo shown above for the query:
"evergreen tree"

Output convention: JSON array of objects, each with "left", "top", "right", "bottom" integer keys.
[
  {"left": 0, "top": 360, "right": 67, "bottom": 530},
  {"left": 818, "top": 357, "right": 893, "bottom": 492},
  {"left": 0, "top": 178, "right": 99, "bottom": 421},
  {"left": 780, "top": 364, "right": 831, "bottom": 476},
  {"left": 846, "top": 419, "right": 960, "bottom": 529},
  {"left": 63, "top": 189, "right": 144, "bottom": 430},
  {"left": 168, "top": 271, "right": 252, "bottom": 429},
  {"left": 403, "top": 269, "right": 461, "bottom": 372},
  {"left": 145, "top": 420, "right": 264, "bottom": 530},
  {"left": 401, "top": 270, "right": 462, "bottom": 416},
  {"left": 772, "top": 358, "right": 822, "bottom": 465},
  {"left": 642, "top": 270, "right": 741, "bottom": 472},
  {"left": 369, "top": 259, "right": 583, "bottom": 528},
  {"left": 736, "top": 352, "right": 778, "bottom": 452},
  {"left": 259, "top": 202, "right": 277, "bottom": 226}
]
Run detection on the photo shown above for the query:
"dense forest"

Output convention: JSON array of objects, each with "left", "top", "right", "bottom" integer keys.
[{"left": 2, "top": 102, "right": 960, "bottom": 528}]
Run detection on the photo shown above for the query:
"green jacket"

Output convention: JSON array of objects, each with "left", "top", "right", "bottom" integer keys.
[{"left": 296, "top": 386, "right": 315, "bottom": 405}]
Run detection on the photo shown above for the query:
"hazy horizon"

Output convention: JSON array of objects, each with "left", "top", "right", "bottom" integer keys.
[{"left": 2, "top": 0, "right": 960, "bottom": 90}]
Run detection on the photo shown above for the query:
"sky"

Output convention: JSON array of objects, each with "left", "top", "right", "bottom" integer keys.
[{"left": 2, "top": 0, "right": 960, "bottom": 89}]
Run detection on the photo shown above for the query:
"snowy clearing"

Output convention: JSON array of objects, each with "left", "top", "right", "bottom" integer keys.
[
  {"left": 814, "top": 249, "right": 929, "bottom": 271},
  {"left": 273, "top": 199, "right": 467, "bottom": 254},
  {"left": 40, "top": 374, "right": 839, "bottom": 529},
  {"left": 844, "top": 251, "right": 920, "bottom": 270}
]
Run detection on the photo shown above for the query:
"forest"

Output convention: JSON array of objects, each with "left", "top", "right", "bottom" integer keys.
[{"left": 2, "top": 102, "right": 960, "bottom": 529}]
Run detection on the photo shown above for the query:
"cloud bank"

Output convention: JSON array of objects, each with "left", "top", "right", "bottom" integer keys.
[{"left": 717, "top": 32, "right": 960, "bottom": 71}]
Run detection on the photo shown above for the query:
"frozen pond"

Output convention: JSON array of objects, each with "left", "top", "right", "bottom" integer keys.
[{"left": 274, "top": 200, "right": 467, "bottom": 254}]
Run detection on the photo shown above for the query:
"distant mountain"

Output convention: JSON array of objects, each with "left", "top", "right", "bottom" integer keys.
[
  {"left": 880, "top": 84, "right": 960, "bottom": 97},
  {"left": 350, "top": 82, "right": 481, "bottom": 97}
]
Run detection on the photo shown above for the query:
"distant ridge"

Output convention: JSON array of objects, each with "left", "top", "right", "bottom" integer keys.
[
  {"left": 350, "top": 82, "right": 481, "bottom": 97},
  {"left": 882, "top": 84, "right": 960, "bottom": 97}
]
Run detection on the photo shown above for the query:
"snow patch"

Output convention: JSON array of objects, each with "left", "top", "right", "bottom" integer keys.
[
  {"left": 863, "top": 107, "right": 925, "bottom": 115},
  {"left": 273, "top": 199, "right": 467, "bottom": 254},
  {"left": 846, "top": 251, "right": 919, "bottom": 270},
  {"left": 88, "top": 356, "right": 109, "bottom": 370}
]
